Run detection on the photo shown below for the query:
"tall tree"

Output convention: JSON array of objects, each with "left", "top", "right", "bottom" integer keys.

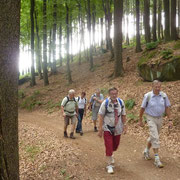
[
  {"left": 144, "top": 0, "right": 151, "bottom": 43},
  {"left": 87, "top": 0, "right": 94, "bottom": 70},
  {"left": 0, "top": 1, "right": 20, "bottom": 179},
  {"left": 163, "top": 0, "right": 171, "bottom": 41},
  {"left": 52, "top": 0, "right": 57, "bottom": 74},
  {"left": 43, "top": 0, "right": 49, "bottom": 86},
  {"left": 66, "top": 3, "right": 72, "bottom": 83},
  {"left": 30, "top": 0, "right": 36, "bottom": 86},
  {"left": 136, "top": 0, "right": 142, "bottom": 52},
  {"left": 153, "top": 0, "right": 157, "bottom": 41},
  {"left": 178, "top": 0, "right": 180, "bottom": 37},
  {"left": 114, "top": 0, "right": 123, "bottom": 77},
  {"left": 59, "top": 24, "right": 63, "bottom": 66},
  {"left": 158, "top": 0, "right": 162, "bottom": 40},
  {"left": 171, "top": 0, "right": 178, "bottom": 40},
  {"left": 126, "top": 0, "right": 130, "bottom": 45},
  {"left": 34, "top": 8, "right": 43, "bottom": 79}
]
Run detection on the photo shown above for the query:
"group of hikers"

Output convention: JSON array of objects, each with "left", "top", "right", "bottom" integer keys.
[{"left": 61, "top": 80, "right": 172, "bottom": 174}]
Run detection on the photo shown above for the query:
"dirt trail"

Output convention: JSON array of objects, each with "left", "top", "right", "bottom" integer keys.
[{"left": 19, "top": 110, "right": 180, "bottom": 180}]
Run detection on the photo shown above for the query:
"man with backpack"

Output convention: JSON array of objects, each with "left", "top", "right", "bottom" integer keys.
[
  {"left": 75, "top": 92, "right": 87, "bottom": 136},
  {"left": 61, "top": 89, "right": 78, "bottom": 139},
  {"left": 98, "top": 87, "right": 127, "bottom": 174},
  {"left": 139, "top": 80, "right": 172, "bottom": 168},
  {"left": 89, "top": 89, "right": 104, "bottom": 132}
]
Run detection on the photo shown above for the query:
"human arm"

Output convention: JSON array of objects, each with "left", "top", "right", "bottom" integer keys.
[{"left": 139, "top": 108, "right": 145, "bottom": 127}]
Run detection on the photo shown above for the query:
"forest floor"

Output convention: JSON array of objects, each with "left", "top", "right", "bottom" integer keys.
[{"left": 19, "top": 44, "right": 180, "bottom": 180}]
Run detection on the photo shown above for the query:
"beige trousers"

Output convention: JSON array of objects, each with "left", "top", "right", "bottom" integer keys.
[{"left": 146, "top": 114, "right": 163, "bottom": 149}]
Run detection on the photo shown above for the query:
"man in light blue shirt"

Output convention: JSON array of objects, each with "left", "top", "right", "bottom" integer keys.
[{"left": 139, "top": 80, "right": 172, "bottom": 168}]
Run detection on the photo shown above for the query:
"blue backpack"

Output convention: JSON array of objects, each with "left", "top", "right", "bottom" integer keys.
[{"left": 105, "top": 98, "right": 124, "bottom": 114}]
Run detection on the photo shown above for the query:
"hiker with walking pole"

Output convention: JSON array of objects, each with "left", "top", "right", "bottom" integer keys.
[
  {"left": 139, "top": 80, "right": 172, "bottom": 168},
  {"left": 89, "top": 89, "right": 104, "bottom": 132},
  {"left": 61, "top": 89, "right": 79, "bottom": 139},
  {"left": 98, "top": 87, "right": 127, "bottom": 174}
]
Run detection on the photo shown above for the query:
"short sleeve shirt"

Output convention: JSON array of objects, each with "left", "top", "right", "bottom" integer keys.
[
  {"left": 90, "top": 93, "right": 104, "bottom": 108},
  {"left": 75, "top": 97, "right": 87, "bottom": 109},
  {"left": 141, "top": 91, "right": 171, "bottom": 117},
  {"left": 99, "top": 98, "right": 126, "bottom": 135},
  {"left": 61, "top": 96, "right": 77, "bottom": 116}
]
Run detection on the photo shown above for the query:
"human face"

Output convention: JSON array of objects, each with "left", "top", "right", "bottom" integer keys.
[
  {"left": 69, "top": 93, "right": 75, "bottom": 99},
  {"left": 109, "top": 90, "right": 118, "bottom": 101},
  {"left": 153, "top": 83, "right": 161, "bottom": 95},
  {"left": 81, "top": 93, "right": 85, "bottom": 98}
]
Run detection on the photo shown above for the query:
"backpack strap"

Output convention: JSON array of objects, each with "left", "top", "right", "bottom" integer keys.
[
  {"left": 77, "top": 96, "right": 80, "bottom": 102},
  {"left": 146, "top": 92, "right": 153, "bottom": 107},
  {"left": 64, "top": 96, "right": 69, "bottom": 107}
]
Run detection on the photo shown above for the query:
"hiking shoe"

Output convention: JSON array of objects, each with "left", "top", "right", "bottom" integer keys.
[
  {"left": 154, "top": 158, "right": 164, "bottom": 168},
  {"left": 94, "top": 127, "right": 98, "bottom": 132},
  {"left": 70, "top": 132, "right": 76, "bottom": 139},
  {"left": 80, "top": 131, "right": 83, "bottom": 136},
  {"left": 64, "top": 131, "right": 68, "bottom": 138},
  {"left": 143, "top": 149, "right": 151, "bottom": 160},
  {"left": 76, "top": 130, "right": 80, "bottom": 133},
  {"left": 106, "top": 165, "right": 114, "bottom": 174}
]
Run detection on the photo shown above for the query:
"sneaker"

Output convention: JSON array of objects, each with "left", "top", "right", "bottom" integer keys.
[
  {"left": 143, "top": 149, "right": 151, "bottom": 160},
  {"left": 80, "top": 131, "right": 83, "bottom": 136},
  {"left": 106, "top": 165, "right": 114, "bottom": 174},
  {"left": 64, "top": 131, "right": 68, "bottom": 138},
  {"left": 70, "top": 132, "right": 76, "bottom": 139},
  {"left": 154, "top": 158, "right": 164, "bottom": 168},
  {"left": 94, "top": 127, "right": 98, "bottom": 132}
]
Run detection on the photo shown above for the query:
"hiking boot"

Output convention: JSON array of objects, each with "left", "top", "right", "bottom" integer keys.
[
  {"left": 76, "top": 130, "right": 80, "bottom": 133},
  {"left": 80, "top": 131, "right": 83, "bottom": 136},
  {"left": 106, "top": 165, "right": 114, "bottom": 174},
  {"left": 143, "top": 149, "right": 151, "bottom": 160},
  {"left": 70, "top": 132, "right": 76, "bottom": 139},
  {"left": 94, "top": 127, "right": 98, "bottom": 132},
  {"left": 64, "top": 131, "right": 68, "bottom": 138},
  {"left": 154, "top": 157, "right": 164, "bottom": 168}
]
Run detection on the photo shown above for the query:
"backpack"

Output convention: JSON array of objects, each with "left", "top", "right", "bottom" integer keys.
[
  {"left": 64, "top": 96, "right": 76, "bottom": 107},
  {"left": 105, "top": 98, "right": 124, "bottom": 114},
  {"left": 77, "top": 96, "right": 87, "bottom": 104},
  {"left": 146, "top": 91, "right": 166, "bottom": 107}
]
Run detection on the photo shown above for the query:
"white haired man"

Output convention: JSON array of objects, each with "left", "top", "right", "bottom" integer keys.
[
  {"left": 139, "top": 80, "right": 172, "bottom": 168},
  {"left": 61, "top": 89, "right": 78, "bottom": 139}
]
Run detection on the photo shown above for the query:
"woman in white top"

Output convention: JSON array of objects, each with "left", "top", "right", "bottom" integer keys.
[{"left": 76, "top": 92, "right": 87, "bottom": 135}]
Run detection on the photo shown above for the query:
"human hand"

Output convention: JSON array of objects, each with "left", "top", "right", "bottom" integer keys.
[
  {"left": 139, "top": 120, "right": 144, "bottom": 127},
  {"left": 63, "top": 113, "right": 66, "bottom": 117},
  {"left": 123, "top": 124, "right": 127, "bottom": 134},
  {"left": 168, "top": 121, "right": 173, "bottom": 129},
  {"left": 98, "top": 129, "right": 103, "bottom": 138},
  {"left": 93, "top": 97, "right": 97, "bottom": 101}
]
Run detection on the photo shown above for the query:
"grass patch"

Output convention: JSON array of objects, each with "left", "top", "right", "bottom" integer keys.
[
  {"left": 125, "top": 99, "right": 135, "bottom": 110},
  {"left": 18, "top": 89, "right": 25, "bottom": 99},
  {"left": 127, "top": 113, "right": 138, "bottom": 123},
  {"left": 173, "top": 40, "right": 180, "bottom": 50},
  {"left": 161, "top": 49, "right": 173, "bottom": 60},
  {"left": 20, "top": 90, "right": 42, "bottom": 110},
  {"left": 146, "top": 41, "right": 159, "bottom": 50},
  {"left": 100, "top": 87, "right": 109, "bottom": 97},
  {"left": 25, "top": 145, "right": 41, "bottom": 160}
]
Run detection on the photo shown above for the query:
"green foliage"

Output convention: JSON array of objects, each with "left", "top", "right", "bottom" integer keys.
[
  {"left": 173, "top": 40, "right": 180, "bottom": 50},
  {"left": 127, "top": 113, "right": 138, "bottom": 123},
  {"left": 18, "top": 90, "right": 25, "bottom": 99},
  {"left": 125, "top": 99, "right": 135, "bottom": 110},
  {"left": 161, "top": 49, "right": 173, "bottom": 60},
  {"left": 100, "top": 87, "right": 109, "bottom": 97},
  {"left": 25, "top": 145, "right": 41, "bottom": 160},
  {"left": 145, "top": 41, "right": 159, "bottom": 50},
  {"left": 20, "top": 90, "right": 42, "bottom": 110}
]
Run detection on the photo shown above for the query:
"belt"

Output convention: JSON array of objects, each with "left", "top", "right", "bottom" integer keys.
[{"left": 65, "top": 110, "right": 75, "bottom": 114}]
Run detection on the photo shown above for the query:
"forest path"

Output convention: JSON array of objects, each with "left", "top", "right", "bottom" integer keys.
[{"left": 19, "top": 110, "right": 180, "bottom": 180}]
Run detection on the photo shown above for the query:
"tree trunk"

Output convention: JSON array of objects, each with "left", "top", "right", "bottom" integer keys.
[
  {"left": 87, "top": 0, "right": 94, "bottom": 70},
  {"left": 163, "top": 0, "right": 171, "bottom": 41},
  {"left": 158, "top": 0, "right": 162, "bottom": 40},
  {"left": 59, "top": 24, "right": 62, "bottom": 66},
  {"left": 66, "top": 3, "right": 72, "bottom": 83},
  {"left": 52, "top": 0, "right": 57, "bottom": 74},
  {"left": 136, "top": 0, "right": 142, "bottom": 52},
  {"left": 126, "top": 0, "right": 130, "bottom": 46},
  {"left": 43, "top": 0, "right": 49, "bottom": 86},
  {"left": 78, "top": 1, "right": 82, "bottom": 65},
  {"left": 144, "top": 0, "right": 151, "bottom": 43},
  {"left": 70, "top": 14, "right": 73, "bottom": 62},
  {"left": 153, "top": 0, "right": 157, "bottom": 41},
  {"left": 171, "top": 0, "right": 178, "bottom": 40},
  {"left": 0, "top": 1, "right": 20, "bottom": 179},
  {"left": 34, "top": 9, "right": 43, "bottom": 79},
  {"left": 92, "top": 4, "right": 96, "bottom": 52},
  {"left": 114, "top": 0, "right": 123, "bottom": 77},
  {"left": 100, "top": 18, "right": 104, "bottom": 50},
  {"left": 30, "top": 0, "right": 36, "bottom": 86},
  {"left": 178, "top": 0, "right": 180, "bottom": 37}
]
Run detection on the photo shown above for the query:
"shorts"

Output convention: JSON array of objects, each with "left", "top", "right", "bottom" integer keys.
[
  {"left": 64, "top": 115, "right": 77, "bottom": 126},
  {"left": 146, "top": 114, "right": 163, "bottom": 149},
  {"left": 92, "top": 106, "right": 100, "bottom": 121},
  {"left": 104, "top": 131, "right": 121, "bottom": 156}
]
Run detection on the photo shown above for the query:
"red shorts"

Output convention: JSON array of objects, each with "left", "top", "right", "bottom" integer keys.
[{"left": 104, "top": 131, "right": 121, "bottom": 156}]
